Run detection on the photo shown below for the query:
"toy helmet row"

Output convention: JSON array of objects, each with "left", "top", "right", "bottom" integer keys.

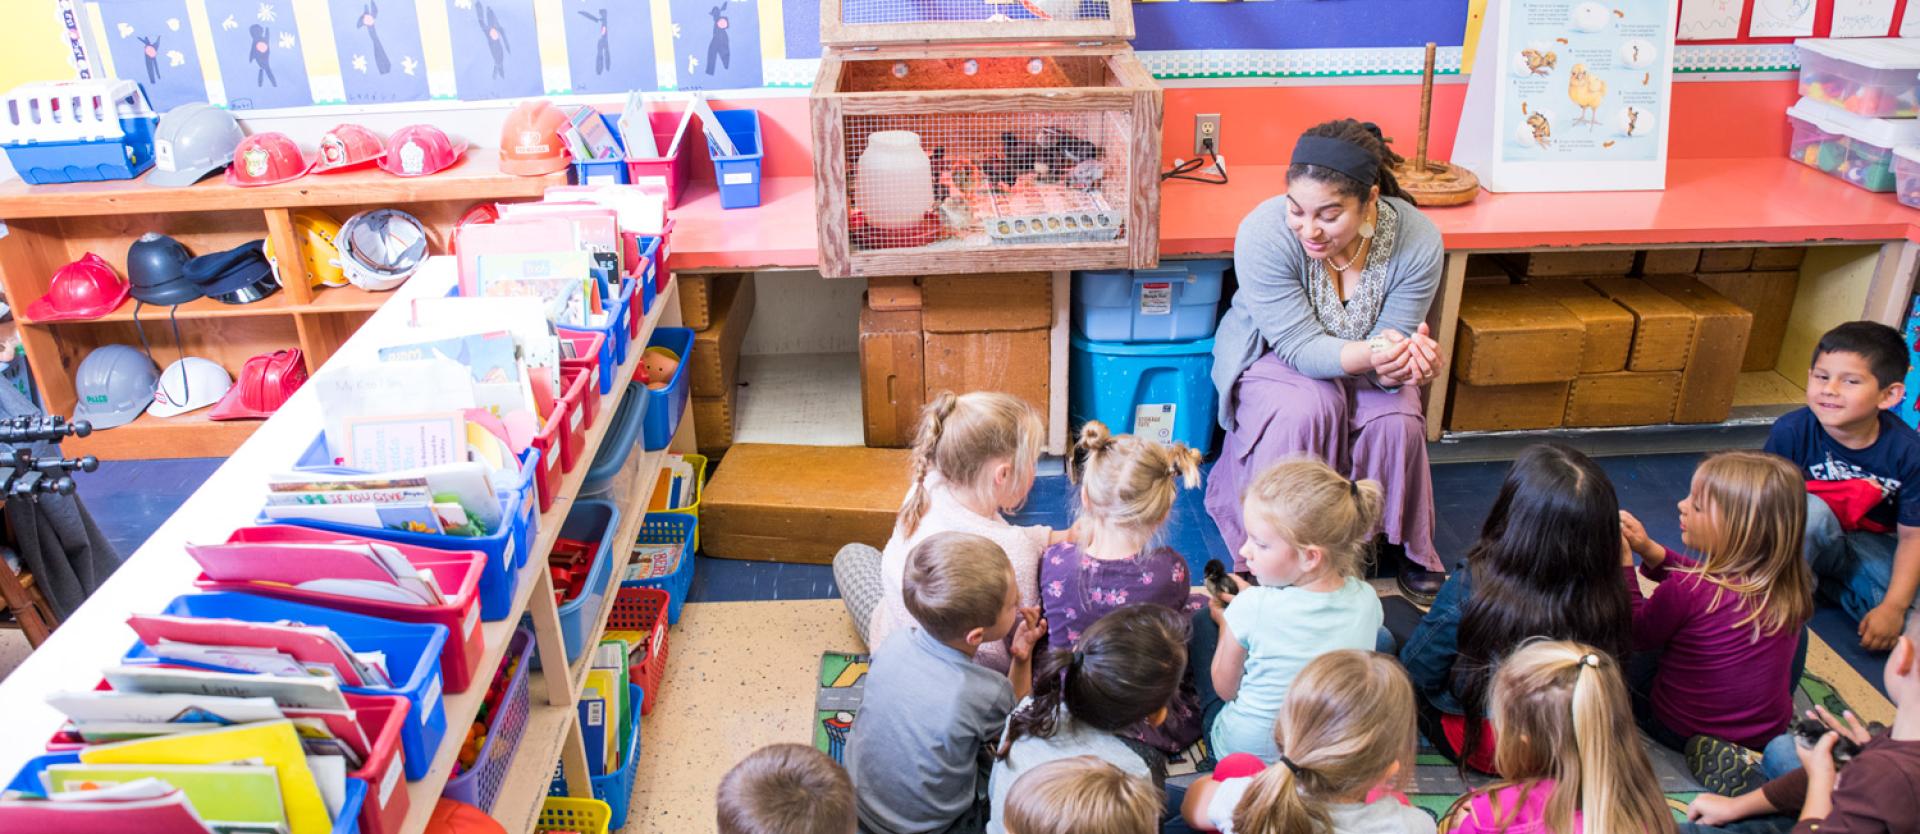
[
  {"left": 500, "top": 100, "right": 570, "bottom": 176},
  {"left": 149, "top": 103, "right": 245, "bottom": 188},
  {"left": 229, "top": 123, "right": 466, "bottom": 187},
  {"left": 338, "top": 209, "right": 429, "bottom": 292},
  {"left": 71, "top": 344, "right": 298, "bottom": 427},
  {"left": 73, "top": 344, "right": 158, "bottom": 429},
  {"left": 27, "top": 253, "right": 128, "bottom": 321}
]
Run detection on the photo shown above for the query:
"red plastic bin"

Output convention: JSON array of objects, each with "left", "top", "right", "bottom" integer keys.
[
  {"left": 347, "top": 694, "right": 413, "bottom": 834},
  {"left": 624, "top": 111, "right": 695, "bottom": 209},
  {"left": 563, "top": 365, "right": 600, "bottom": 440},
  {"left": 556, "top": 366, "right": 592, "bottom": 473},
  {"left": 607, "top": 585, "right": 670, "bottom": 715},
  {"left": 196, "top": 526, "right": 488, "bottom": 694},
  {"left": 531, "top": 373, "right": 574, "bottom": 513},
  {"left": 562, "top": 330, "right": 611, "bottom": 398}
]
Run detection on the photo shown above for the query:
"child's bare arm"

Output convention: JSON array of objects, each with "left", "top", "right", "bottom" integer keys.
[
  {"left": 1211, "top": 618, "right": 1248, "bottom": 702},
  {"left": 1860, "top": 525, "right": 1920, "bottom": 650},
  {"left": 1008, "top": 608, "right": 1044, "bottom": 701},
  {"left": 1180, "top": 777, "right": 1221, "bottom": 830}
]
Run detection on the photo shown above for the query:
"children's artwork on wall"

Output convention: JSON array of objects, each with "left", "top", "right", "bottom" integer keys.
[
  {"left": 669, "top": 0, "right": 762, "bottom": 91},
  {"left": 563, "top": 3, "right": 656, "bottom": 94},
  {"left": 1129, "top": 0, "right": 1471, "bottom": 51},
  {"left": 1748, "top": 0, "right": 1816, "bottom": 36},
  {"left": 1830, "top": 0, "right": 1898, "bottom": 37},
  {"left": 446, "top": 0, "right": 542, "bottom": 100},
  {"left": 326, "top": 0, "right": 430, "bottom": 104},
  {"left": 1677, "top": 0, "right": 1742, "bottom": 39},
  {"left": 91, "top": 0, "right": 209, "bottom": 111},
  {"left": 203, "top": 0, "right": 315, "bottom": 110}
]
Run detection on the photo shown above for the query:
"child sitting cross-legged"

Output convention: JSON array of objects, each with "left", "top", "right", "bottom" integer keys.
[
  {"left": 716, "top": 744, "right": 856, "bottom": 834},
  {"left": 847, "top": 531, "right": 1045, "bottom": 834}
]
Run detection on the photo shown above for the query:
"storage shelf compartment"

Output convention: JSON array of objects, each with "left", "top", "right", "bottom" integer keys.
[{"left": 735, "top": 352, "right": 864, "bottom": 447}]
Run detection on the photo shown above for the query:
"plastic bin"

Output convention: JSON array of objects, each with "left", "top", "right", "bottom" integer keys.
[
  {"left": 571, "top": 112, "right": 629, "bottom": 185},
  {"left": 1895, "top": 145, "right": 1920, "bottom": 209},
  {"left": 1786, "top": 96, "right": 1920, "bottom": 192},
  {"left": 530, "top": 374, "right": 574, "bottom": 513},
  {"left": 343, "top": 694, "right": 412, "bottom": 834},
  {"left": 556, "top": 365, "right": 594, "bottom": 473},
  {"left": 642, "top": 327, "right": 695, "bottom": 450},
  {"left": 203, "top": 526, "right": 488, "bottom": 695},
  {"left": 607, "top": 585, "right": 670, "bottom": 715},
  {"left": 627, "top": 514, "right": 697, "bottom": 625},
  {"left": 630, "top": 234, "right": 662, "bottom": 306},
  {"left": 562, "top": 330, "right": 611, "bottom": 398},
  {"left": 0, "top": 80, "right": 158, "bottom": 184},
  {"left": 1073, "top": 260, "right": 1229, "bottom": 342},
  {"left": 708, "top": 109, "right": 764, "bottom": 210},
  {"left": 558, "top": 277, "right": 635, "bottom": 381},
  {"left": 5, "top": 753, "right": 367, "bottom": 834},
  {"left": 1796, "top": 38, "right": 1920, "bottom": 118},
  {"left": 536, "top": 796, "right": 613, "bottom": 834},
  {"left": 555, "top": 499, "right": 623, "bottom": 665},
  {"left": 547, "top": 682, "right": 644, "bottom": 828},
  {"left": 1070, "top": 334, "right": 1219, "bottom": 456},
  {"left": 625, "top": 109, "right": 696, "bottom": 209},
  {"left": 441, "top": 628, "right": 533, "bottom": 812},
  {"left": 127, "top": 593, "right": 449, "bottom": 783},
  {"left": 582, "top": 383, "right": 650, "bottom": 498},
  {"left": 660, "top": 452, "right": 706, "bottom": 553}
]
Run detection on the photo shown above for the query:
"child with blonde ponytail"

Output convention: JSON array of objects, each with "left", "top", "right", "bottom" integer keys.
[
  {"left": 835, "top": 391, "right": 1051, "bottom": 673},
  {"left": 1445, "top": 640, "right": 1675, "bottom": 834},
  {"left": 1182, "top": 650, "right": 1432, "bottom": 834}
]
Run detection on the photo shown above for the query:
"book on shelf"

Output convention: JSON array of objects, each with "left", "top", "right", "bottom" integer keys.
[
  {"left": 79, "top": 720, "right": 332, "bottom": 834},
  {"left": 103, "top": 665, "right": 350, "bottom": 713}
]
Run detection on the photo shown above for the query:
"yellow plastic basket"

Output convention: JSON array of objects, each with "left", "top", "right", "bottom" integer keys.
[
  {"left": 536, "top": 797, "right": 612, "bottom": 834},
  {"left": 661, "top": 452, "right": 707, "bottom": 552}
]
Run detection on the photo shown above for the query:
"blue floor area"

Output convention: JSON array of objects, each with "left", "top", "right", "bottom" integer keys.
[{"left": 74, "top": 457, "right": 226, "bottom": 559}]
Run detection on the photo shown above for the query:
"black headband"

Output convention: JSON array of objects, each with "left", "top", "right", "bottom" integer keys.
[{"left": 1291, "top": 135, "right": 1379, "bottom": 188}]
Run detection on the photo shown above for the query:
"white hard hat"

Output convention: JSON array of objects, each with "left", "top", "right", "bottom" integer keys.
[{"left": 148, "top": 356, "right": 234, "bottom": 418}]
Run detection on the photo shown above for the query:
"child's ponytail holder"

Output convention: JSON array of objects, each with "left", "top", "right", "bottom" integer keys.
[
  {"left": 1580, "top": 653, "right": 1601, "bottom": 669},
  {"left": 1279, "top": 755, "right": 1306, "bottom": 777},
  {"left": 1348, "top": 479, "right": 1360, "bottom": 499}
]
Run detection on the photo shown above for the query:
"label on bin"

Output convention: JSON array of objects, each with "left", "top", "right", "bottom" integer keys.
[
  {"left": 1139, "top": 283, "right": 1173, "bottom": 316},
  {"left": 420, "top": 674, "right": 443, "bottom": 726},
  {"left": 464, "top": 605, "right": 480, "bottom": 642},
  {"left": 1135, "top": 403, "right": 1177, "bottom": 444},
  {"left": 722, "top": 171, "right": 755, "bottom": 186},
  {"left": 502, "top": 538, "right": 517, "bottom": 574},
  {"left": 571, "top": 405, "right": 583, "bottom": 433},
  {"left": 380, "top": 755, "right": 402, "bottom": 806}
]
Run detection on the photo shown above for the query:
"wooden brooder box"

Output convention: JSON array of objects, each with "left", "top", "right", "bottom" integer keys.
[{"left": 810, "top": 0, "right": 1162, "bottom": 278}]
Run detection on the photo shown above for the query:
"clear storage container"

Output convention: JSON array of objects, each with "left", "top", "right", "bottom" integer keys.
[
  {"left": 1894, "top": 145, "right": 1920, "bottom": 208},
  {"left": 1796, "top": 38, "right": 1920, "bottom": 118},
  {"left": 1786, "top": 97, "right": 1920, "bottom": 192}
]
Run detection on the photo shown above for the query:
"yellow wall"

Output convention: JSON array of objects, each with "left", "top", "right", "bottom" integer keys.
[{"left": 0, "top": 2, "right": 74, "bottom": 90}]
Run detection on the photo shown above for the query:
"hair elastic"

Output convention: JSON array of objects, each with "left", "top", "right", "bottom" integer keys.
[
  {"left": 1278, "top": 755, "right": 1305, "bottom": 776},
  {"left": 1291, "top": 135, "right": 1380, "bottom": 188},
  {"left": 1580, "top": 653, "right": 1601, "bottom": 669},
  {"left": 1071, "top": 651, "right": 1085, "bottom": 666}
]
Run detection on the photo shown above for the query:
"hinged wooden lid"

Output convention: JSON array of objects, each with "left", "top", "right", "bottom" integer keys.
[{"left": 819, "top": 0, "right": 1133, "bottom": 48}]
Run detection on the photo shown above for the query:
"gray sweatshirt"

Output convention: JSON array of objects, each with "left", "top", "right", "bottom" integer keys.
[{"left": 1210, "top": 195, "right": 1445, "bottom": 431}]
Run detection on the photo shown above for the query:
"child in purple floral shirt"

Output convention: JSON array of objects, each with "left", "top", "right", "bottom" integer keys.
[{"left": 1040, "top": 420, "right": 1205, "bottom": 752}]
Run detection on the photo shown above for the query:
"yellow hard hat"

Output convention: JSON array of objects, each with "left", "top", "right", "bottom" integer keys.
[{"left": 265, "top": 209, "right": 347, "bottom": 288}]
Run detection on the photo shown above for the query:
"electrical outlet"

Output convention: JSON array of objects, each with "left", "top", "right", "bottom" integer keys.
[{"left": 1194, "top": 114, "right": 1222, "bottom": 156}]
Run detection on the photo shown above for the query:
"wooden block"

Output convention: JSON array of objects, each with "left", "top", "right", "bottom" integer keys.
[
  {"left": 1751, "top": 247, "right": 1808, "bottom": 270},
  {"left": 1564, "top": 371, "right": 1682, "bottom": 427},
  {"left": 1645, "top": 276, "right": 1754, "bottom": 424},
  {"left": 860, "top": 304, "right": 925, "bottom": 448},
  {"left": 921, "top": 273, "right": 1052, "bottom": 332},
  {"left": 922, "top": 272, "right": 1051, "bottom": 408},
  {"left": 1636, "top": 248, "right": 1701, "bottom": 275},
  {"left": 1453, "top": 284, "right": 1584, "bottom": 385},
  {"left": 678, "top": 273, "right": 747, "bottom": 331},
  {"left": 1447, "top": 379, "right": 1571, "bottom": 432},
  {"left": 692, "top": 385, "right": 738, "bottom": 453},
  {"left": 1497, "top": 251, "right": 1636, "bottom": 277},
  {"left": 1697, "top": 271, "right": 1802, "bottom": 371},
  {"left": 1697, "top": 247, "right": 1756, "bottom": 273},
  {"left": 1585, "top": 277, "right": 1698, "bottom": 372},
  {"left": 701, "top": 444, "right": 914, "bottom": 563},
  {"left": 1529, "top": 281, "right": 1634, "bottom": 374},
  {"left": 866, "top": 276, "right": 922, "bottom": 311},
  {"left": 690, "top": 274, "right": 757, "bottom": 398}
]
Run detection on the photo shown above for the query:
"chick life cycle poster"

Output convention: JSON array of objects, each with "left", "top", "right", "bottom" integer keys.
[{"left": 1453, "top": 0, "right": 1677, "bottom": 192}]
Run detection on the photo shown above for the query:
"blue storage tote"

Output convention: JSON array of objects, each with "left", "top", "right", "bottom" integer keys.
[
  {"left": 554, "top": 499, "right": 622, "bottom": 665},
  {"left": 547, "top": 683, "right": 644, "bottom": 829},
  {"left": 1069, "top": 335, "right": 1218, "bottom": 456},
  {"left": 570, "top": 112, "right": 629, "bottom": 185},
  {"left": 5, "top": 752, "right": 366, "bottom": 834},
  {"left": 642, "top": 327, "right": 694, "bottom": 450},
  {"left": 126, "top": 593, "right": 450, "bottom": 783},
  {"left": 626, "top": 514, "right": 697, "bottom": 624},
  {"left": 0, "top": 81, "right": 157, "bottom": 184},
  {"left": 708, "top": 109, "right": 763, "bottom": 209},
  {"left": 1073, "top": 260, "right": 1228, "bottom": 342},
  {"left": 582, "top": 383, "right": 650, "bottom": 498}
]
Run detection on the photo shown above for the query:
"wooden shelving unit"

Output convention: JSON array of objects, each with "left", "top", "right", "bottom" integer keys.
[{"left": 0, "top": 150, "right": 566, "bottom": 460}]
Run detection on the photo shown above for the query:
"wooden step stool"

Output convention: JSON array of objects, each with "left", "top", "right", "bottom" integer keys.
[{"left": 702, "top": 444, "right": 912, "bottom": 564}]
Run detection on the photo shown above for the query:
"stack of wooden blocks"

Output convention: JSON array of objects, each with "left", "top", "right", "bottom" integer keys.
[
  {"left": 859, "top": 272, "right": 1052, "bottom": 447},
  {"left": 681, "top": 274, "right": 758, "bottom": 451},
  {"left": 1447, "top": 247, "right": 1803, "bottom": 432}
]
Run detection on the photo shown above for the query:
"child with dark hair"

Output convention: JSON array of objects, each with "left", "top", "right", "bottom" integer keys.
[
  {"left": 717, "top": 744, "right": 855, "bottom": 834},
  {"left": 1765, "top": 320, "right": 1920, "bottom": 651}
]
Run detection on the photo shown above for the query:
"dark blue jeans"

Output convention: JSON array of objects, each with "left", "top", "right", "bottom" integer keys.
[{"left": 1680, "top": 818, "right": 1795, "bottom": 833}]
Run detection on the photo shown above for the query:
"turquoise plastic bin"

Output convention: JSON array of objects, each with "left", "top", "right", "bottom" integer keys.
[{"left": 1069, "top": 335, "right": 1218, "bottom": 455}]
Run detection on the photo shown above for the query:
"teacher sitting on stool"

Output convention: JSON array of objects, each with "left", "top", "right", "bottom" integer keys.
[{"left": 1205, "top": 118, "right": 1449, "bottom": 602}]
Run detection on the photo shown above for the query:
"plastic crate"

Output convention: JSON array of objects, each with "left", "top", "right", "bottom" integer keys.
[
  {"left": 547, "top": 682, "right": 644, "bottom": 829},
  {"left": 708, "top": 109, "right": 764, "bottom": 210},
  {"left": 625, "top": 109, "right": 696, "bottom": 209},
  {"left": 660, "top": 452, "right": 706, "bottom": 553},
  {"left": 554, "top": 499, "right": 623, "bottom": 664},
  {"left": 627, "top": 514, "right": 697, "bottom": 625},
  {"left": 1070, "top": 334, "right": 1219, "bottom": 456},
  {"left": 641, "top": 327, "right": 695, "bottom": 450},
  {"left": 204, "top": 526, "right": 488, "bottom": 695},
  {"left": 536, "top": 797, "right": 612, "bottom": 834},
  {"left": 607, "top": 585, "right": 670, "bottom": 714},
  {"left": 442, "top": 628, "right": 534, "bottom": 812},
  {"left": 556, "top": 365, "right": 594, "bottom": 473},
  {"left": 571, "top": 112, "right": 630, "bottom": 185},
  {"left": 343, "top": 695, "right": 412, "bottom": 834},
  {"left": 1787, "top": 96, "right": 1920, "bottom": 192},
  {"left": 561, "top": 330, "right": 611, "bottom": 398},
  {"left": 582, "top": 383, "right": 650, "bottom": 498},
  {"left": 129, "top": 593, "right": 450, "bottom": 782},
  {"left": 5, "top": 753, "right": 367, "bottom": 834},
  {"left": 1073, "top": 260, "right": 1229, "bottom": 342},
  {"left": 1797, "top": 38, "right": 1920, "bottom": 117},
  {"left": 0, "top": 80, "right": 158, "bottom": 184}
]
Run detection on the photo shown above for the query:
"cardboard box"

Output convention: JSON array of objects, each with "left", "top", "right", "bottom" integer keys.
[
  {"left": 690, "top": 273, "right": 757, "bottom": 398},
  {"left": 702, "top": 444, "right": 913, "bottom": 563},
  {"left": 1497, "top": 251, "right": 1636, "bottom": 277},
  {"left": 867, "top": 276, "right": 922, "bottom": 311},
  {"left": 860, "top": 302, "right": 926, "bottom": 448},
  {"left": 1636, "top": 248, "right": 1701, "bottom": 275},
  {"left": 692, "top": 384, "right": 738, "bottom": 453},
  {"left": 678, "top": 273, "right": 748, "bottom": 331},
  {"left": 1448, "top": 379, "right": 1571, "bottom": 431},
  {"left": 1751, "top": 247, "right": 1808, "bottom": 270},
  {"left": 1697, "top": 248, "right": 1756, "bottom": 273},
  {"left": 1453, "top": 284, "right": 1584, "bottom": 385},
  {"left": 1645, "top": 276, "right": 1754, "bottom": 424},
  {"left": 1697, "top": 271, "right": 1802, "bottom": 371},
  {"left": 1585, "top": 277, "right": 1698, "bottom": 372},
  {"left": 1564, "top": 371, "right": 1682, "bottom": 427},
  {"left": 922, "top": 273, "right": 1051, "bottom": 409},
  {"left": 1529, "top": 281, "right": 1634, "bottom": 374}
]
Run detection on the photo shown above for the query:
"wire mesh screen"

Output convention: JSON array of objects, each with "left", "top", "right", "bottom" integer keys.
[
  {"left": 841, "top": 0, "right": 1115, "bottom": 25},
  {"left": 844, "top": 110, "right": 1132, "bottom": 252}
]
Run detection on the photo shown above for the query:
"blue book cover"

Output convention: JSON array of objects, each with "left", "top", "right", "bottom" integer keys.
[{"left": 577, "top": 694, "right": 608, "bottom": 775}]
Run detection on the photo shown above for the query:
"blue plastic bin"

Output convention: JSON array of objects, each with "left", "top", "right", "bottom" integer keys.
[
  {"left": 547, "top": 683, "right": 645, "bottom": 829},
  {"left": 1073, "top": 260, "right": 1229, "bottom": 342},
  {"left": 708, "top": 109, "right": 763, "bottom": 209},
  {"left": 570, "top": 113, "right": 629, "bottom": 186},
  {"left": 582, "top": 383, "right": 650, "bottom": 498},
  {"left": 555, "top": 499, "right": 622, "bottom": 665},
  {"left": 126, "top": 593, "right": 449, "bottom": 783},
  {"left": 558, "top": 277, "right": 635, "bottom": 375},
  {"left": 642, "top": 328, "right": 694, "bottom": 450},
  {"left": 1069, "top": 335, "right": 1219, "bottom": 456},
  {"left": 630, "top": 234, "right": 661, "bottom": 315},
  {"left": 626, "top": 514, "right": 697, "bottom": 625},
  {"left": 6, "top": 751, "right": 366, "bottom": 834}
]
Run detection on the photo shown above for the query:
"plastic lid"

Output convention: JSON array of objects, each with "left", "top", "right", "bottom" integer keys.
[
  {"left": 1070, "top": 333, "right": 1216, "bottom": 356},
  {"left": 1795, "top": 37, "right": 1920, "bottom": 70},
  {"left": 1896, "top": 144, "right": 1920, "bottom": 164},
  {"left": 1787, "top": 96, "right": 1920, "bottom": 148}
]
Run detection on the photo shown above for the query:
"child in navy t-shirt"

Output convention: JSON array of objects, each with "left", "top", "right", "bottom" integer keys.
[{"left": 1765, "top": 321, "right": 1920, "bottom": 651}]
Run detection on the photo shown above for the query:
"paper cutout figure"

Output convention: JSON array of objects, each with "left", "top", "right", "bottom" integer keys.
[
  {"left": 476, "top": 2, "right": 511, "bottom": 80},
  {"left": 357, "top": 2, "right": 391, "bottom": 74},
  {"left": 138, "top": 34, "right": 162, "bottom": 83},
  {"left": 706, "top": 1, "right": 730, "bottom": 76},
  {"left": 248, "top": 24, "right": 276, "bottom": 86},
  {"left": 579, "top": 9, "right": 610, "bottom": 75}
]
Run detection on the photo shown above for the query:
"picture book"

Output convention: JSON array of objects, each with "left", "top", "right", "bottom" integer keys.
[
  {"left": 104, "top": 665, "right": 350, "bottom": 713},
  {"left": 46, "top": 691, "right": 284, "bottom": 727},
  {"left": 44, "top": 762, "right": 287, "bottom": 831},
  {"left": 625, "top": 544, "right": 681, "bottom": 581},
  {"left": 569, "top": 107, "right": 624, "bottom": 160},
  {"left": 339, "top": 411, "right": 466, "bottom": 472},
  {"left": 616, "top": 90, "right": 658, "bottom": 158},
  {"left": 260, "top": 502, "right": 445, "bottom": 536},
  {"left": 79, "top": 720, "right": 331, "bottom": 834},
  {"left": 0, "top": 783, "right": 224, "bottom": 834},
  {"left": 127, "top": 615, "right": 385, "bottom": 688},
  {"left": 378, "top": 331, "right": 521, "bottom": 385},
  {"left": 475, "top": 253, "right": 594, "bottom": 327}
]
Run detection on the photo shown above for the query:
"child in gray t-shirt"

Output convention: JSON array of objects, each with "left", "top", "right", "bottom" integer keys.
[{"left": 849, "top": 532, "right": 1043, "bottom": 834}]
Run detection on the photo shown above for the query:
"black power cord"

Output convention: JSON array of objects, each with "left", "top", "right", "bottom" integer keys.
[{"left": 1163, "top": 137, "right": 1228, "bottom": 185}]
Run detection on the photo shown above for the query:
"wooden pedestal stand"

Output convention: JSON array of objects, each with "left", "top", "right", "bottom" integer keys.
[{"left": 1395, "top": 43, "right": 1481, "bottom": 208}]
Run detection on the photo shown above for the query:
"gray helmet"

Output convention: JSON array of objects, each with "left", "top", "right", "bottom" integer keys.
[
  {"left": 73, "top": 344, "right": 160, "bottom": 430},
  {"left": 148, "top": 103, "right": 245, "bottom": 188}
]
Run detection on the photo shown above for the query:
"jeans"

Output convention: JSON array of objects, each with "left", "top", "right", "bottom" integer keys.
[
  {"left": 1626, "top": 648, "right": 1693, "bottom": 751},
  {"left": 1761, "top": 732, "right": 1801, "bottom": 782},
  {"left": 1680, "top": 819, "right": 1795, "bottom": 834},
  {"left": 1189, "top": 609, "right": 1227, "bottom": 743},
  {"left": 1804, "top": 495, "right": 1915, "bottom": 632}
]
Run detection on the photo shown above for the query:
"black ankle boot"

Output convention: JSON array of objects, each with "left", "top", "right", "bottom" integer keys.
[{"left": 1378, "top": 539, "right": 1445, "bottom": 605}]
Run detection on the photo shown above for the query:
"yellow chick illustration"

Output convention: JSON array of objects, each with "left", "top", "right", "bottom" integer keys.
[{"left": 1569, "top": 63, "right": 1607, "bottom": 127}]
